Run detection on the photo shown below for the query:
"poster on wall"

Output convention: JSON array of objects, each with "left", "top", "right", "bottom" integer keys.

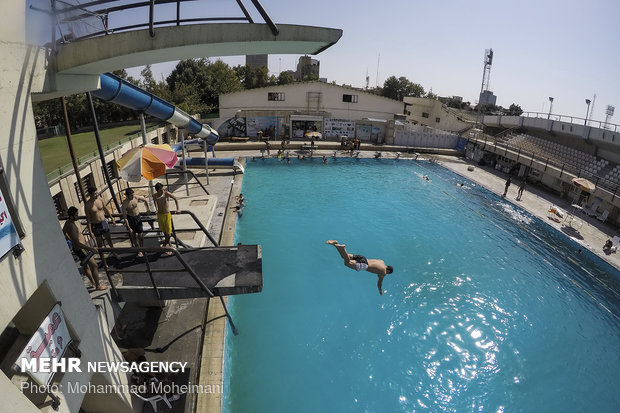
[
  {"left": 246, "top": 117, "right": 279, "bottom": 138},
  {"left": 323, "top": 118, "right": 356, "bottom": 138},
  {"left": 14, "top": 303, "right": 72, "bottom": 385},
  {"left": 0, "top": 186, "right": 20, "bottom": 258},
  {"left": 356, "top": 124, "right": 372, "bottom": 140}
]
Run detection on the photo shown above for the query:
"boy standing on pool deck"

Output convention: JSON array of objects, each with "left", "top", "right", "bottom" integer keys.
[
  {"left": 153, "top": 183, "right": 180, "bottom": 252},
  {"left": 326, "top": 240, "right": 393, "bottom": 295}
]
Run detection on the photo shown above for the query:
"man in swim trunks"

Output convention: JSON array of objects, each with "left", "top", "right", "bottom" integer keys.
[
  {"left": 153, "top": 182, "right": 180, "bottom": 252},
  {"left": 122, "top": 188, "right": 149, "bottom": 257},
  {"left": 326, "top": 240, "right": 393, "bottom": 295},
  {"left": 84, "top": 186, "right": 120, "bottom": 259},
  {"left": 63, "top": 206, "right": 106, "bottom": 290}
]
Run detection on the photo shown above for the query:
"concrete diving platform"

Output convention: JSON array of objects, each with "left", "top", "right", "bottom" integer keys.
[{"left": 103, "top": 245, "right": 262, "bottom": 302}]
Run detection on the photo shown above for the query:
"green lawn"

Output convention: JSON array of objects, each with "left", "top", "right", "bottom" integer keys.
[{"left": 40, "top": 122, "right": 162, "bottom": 175}]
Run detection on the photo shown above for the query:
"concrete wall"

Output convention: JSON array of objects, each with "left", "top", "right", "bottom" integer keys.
[
  {"left": 394, "top": 123, "right": 459, "bottom": 149},
  {"left": 403, "top": 97, "right": 473, "bottom": 132},
  {"left": 0, "top": 4, "right": 132, "bottom": 412},
  {"left": 483, "top": 115, "right": 620, "bottom": 163},
  {"left": 218, "top": 82, "right": 403, "bottom": 127}
]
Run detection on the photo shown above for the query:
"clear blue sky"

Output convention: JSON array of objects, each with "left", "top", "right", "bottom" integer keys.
[{"left": 29, "top": 0, "right": 620, "bottom": 122}]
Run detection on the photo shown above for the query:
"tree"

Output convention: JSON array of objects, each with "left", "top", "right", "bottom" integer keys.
[
  {"left": 167, "top": 59, "right": 242, "bottom": 114},
  {"left": 140, "top": 65, "right": 156, "bottom": 92},
  {"left": 425, "top": 90, "right": 437, "bottom": 100},
  {"left": 506, "top": 103, "right": 523, "bottom": 116},
  {"left": 277, "top": 71, "right": 295, "bottom": 85},
  {"left": 254, "top": 66, "right": 271, "bottom": 88},
  {"left": 302, "top": 72, "right": 319, "bottom": 82},
  {"left": 234, "top": 64, "right": 255, "bottom": 89},
  {"left": 381, "top": 76, "right": 425, "bottom": 101}
]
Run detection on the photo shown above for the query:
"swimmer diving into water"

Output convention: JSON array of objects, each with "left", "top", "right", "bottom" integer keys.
[{"left": 326, "top": 240, "right": 393, "bottom": 295}]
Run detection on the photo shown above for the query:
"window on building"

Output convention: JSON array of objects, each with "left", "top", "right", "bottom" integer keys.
[
  {"left": 435, "top": 117, "right": 441, "bottom": 123},
  {"left": 268, "top": 92, "right": 285, "bottom": 101},
  {"left": 151, "top": 136, "right": 159, "bottom": 144},
  {"left": 74, "top": 174, "right": 94, "bottom": 203},
  {"left": 162, "top": 132, "right": 169, "bottom": 144},
  {"left": 102, "top": 161, "right": 117, "bottom": 181},
  {"left": 422, "top": 112, "right": 430, "bottom": 118},
  {"left": 342, "top": 94, "right": 358, "bottom": 103},
  {"left": 52, "top": 193, "right": 67, "bottom": 218}
]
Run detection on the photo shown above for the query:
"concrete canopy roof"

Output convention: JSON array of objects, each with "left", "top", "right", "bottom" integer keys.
[{"left": 55, "top": 23, "right": 343, "bottom": 75}]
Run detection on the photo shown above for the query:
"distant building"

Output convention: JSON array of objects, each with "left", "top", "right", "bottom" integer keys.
[
  {"left": 403, "top": 96, "right": 475, "bottom": 132},
  {"left": 479, "top": 90, "right": 497, "bottom": 106},
  {"left": 217, "top": 82, "right": 403, "bottom": 143},
  {"left": 296, "top": 55, "right": 320, "bottom": 80},
  {"left": 246, "top": 54, "right": 268, "bottom": 69}
]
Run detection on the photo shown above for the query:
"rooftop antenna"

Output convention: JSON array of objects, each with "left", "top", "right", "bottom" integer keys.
[
  {"left": 479, "top": 48, "right": 493, "bottom": 104},
  {"left": 376, "top": 53, "right": 380, "bottom": 88},
  {"left": 604, "top": 105, "right": 615, "bottom": 129},
  {"left": 365, "top": 68, "right": 370, "bottom": 90},
  {"left": 588, "top": 93, "right": 596, "bottom": 124}
]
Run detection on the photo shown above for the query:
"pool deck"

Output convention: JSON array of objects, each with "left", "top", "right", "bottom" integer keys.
[{"left": 113, "top": 143, "right": 619, "bottom": 413}]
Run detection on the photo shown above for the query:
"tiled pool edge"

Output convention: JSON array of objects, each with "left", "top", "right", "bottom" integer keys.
[{"left": 196, "top": 159, "right": 245, "bottom": 413}]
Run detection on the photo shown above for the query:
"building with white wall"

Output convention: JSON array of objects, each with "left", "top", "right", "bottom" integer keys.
[
  {"left": 218, "top": 82, "right": 403, "bottom": 143},
  {"left": 403, "top": 96, "right": 475, "bottom": 133}
]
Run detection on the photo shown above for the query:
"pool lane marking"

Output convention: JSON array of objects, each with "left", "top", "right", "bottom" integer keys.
[{"left": 414, "top": 161, "right": 620, "bottom": 316}]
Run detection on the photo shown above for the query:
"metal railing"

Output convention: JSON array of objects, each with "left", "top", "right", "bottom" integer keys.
[
  {"left": 164, "top": 170, "right": 210, "bottom": 196},
  {"left": 519, "top": 112, "right": 619, "bottom": 133},
  {"left": 33, "top": 0, "right": 279, "bottom": 48},
  {"left": 97, "top": 246, "right": 238, "bottom": 335},
  {"left": 467, "top": 135, "right": 620, "bottom": 201},
  {"left": 46, "top": 122, "right": 165, "bottom": 182}
]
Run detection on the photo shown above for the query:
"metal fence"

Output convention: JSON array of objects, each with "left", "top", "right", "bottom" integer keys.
[
  {"left": 32, "top": 0, "right": 279, "bottom": 47},
  {"left": 46, "top": 123, "right": 164, "bottom": 182},
  {"left": 468, "top": 135, "right": 620, "bottom": 200}
]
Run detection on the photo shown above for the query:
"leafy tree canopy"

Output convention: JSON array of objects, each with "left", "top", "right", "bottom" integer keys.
[{"left": 381, "top": 76, "right": 425, "bottom": 101}]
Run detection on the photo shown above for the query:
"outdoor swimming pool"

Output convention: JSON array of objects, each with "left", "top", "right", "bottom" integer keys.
[{"left": 223, "top": 158, "right": 620, "bottom": 412}]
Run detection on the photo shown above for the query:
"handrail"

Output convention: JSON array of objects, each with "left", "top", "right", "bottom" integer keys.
[
  {"left": 164, "top": 170, "right": 210, "bottom": 196},
  {"left": 47, "top": 0, "right": 280, "bottom": 43},
  {"left": 467, "top": 136, "right": 620, "bottom": 201},
  {"left": 45, "top": 122, "right": 166, "bottom": 182},
  {"left": 97, "top": 246, "right": 238, "bottom": 335},
  {"left": 59, "top": 210, "right": 219, "bottom": 247},
  {"left": 516, "top": 112, "right": 619, "bottom": 132}
]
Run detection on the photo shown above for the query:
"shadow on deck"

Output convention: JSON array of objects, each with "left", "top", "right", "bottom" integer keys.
[{"left": 100, "top": 245, "right": 262, "bottom": 302}]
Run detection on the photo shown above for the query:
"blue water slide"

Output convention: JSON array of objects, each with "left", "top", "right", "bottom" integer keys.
[{"left": 92, "top": 72, "right": 219, "bottom": 145}]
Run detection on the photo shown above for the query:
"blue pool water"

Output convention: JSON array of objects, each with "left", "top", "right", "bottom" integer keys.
[{"left": 223, "top": 159, "right": 620, "bottom": 412}]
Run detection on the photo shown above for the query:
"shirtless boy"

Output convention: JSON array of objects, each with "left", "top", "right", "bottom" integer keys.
[
  {"left": 122, "top": 188, "right": 149, "bottom": 257},
  {"left": 153, "top": 182, "right": 180, "bottom": 251},
  {"left": 63, "top": 206, "right": 106, "bottom": 290},
  {"left": 84, "top": 186, "right": 119, "bottom": 258},
  {"left": 326, "top": 240, "right": 393, "bottom": 295}
]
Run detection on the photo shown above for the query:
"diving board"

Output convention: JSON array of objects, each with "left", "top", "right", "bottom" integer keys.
[{"left": 104, "top": 245, "right": 262, "bottom": 301}]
